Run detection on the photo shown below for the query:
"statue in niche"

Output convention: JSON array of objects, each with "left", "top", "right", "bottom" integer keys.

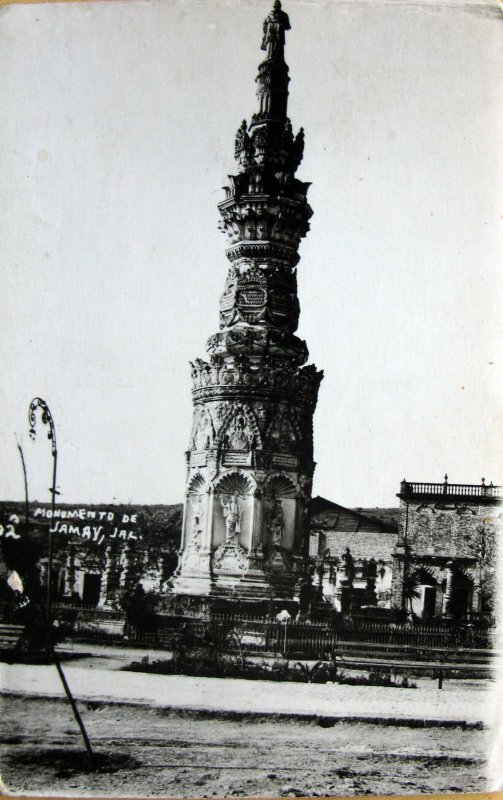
[
  {"left": 267, "top": 498, "right": 284, "bottom": 547},
  {"left": 189, "top": 495, "right": 205, "bottom": 549},
  {"left": 220, "top": 493, "right": 243, "bottom": 543},
  {"left": 193, "top": 408, "right": 214, "bottom": 451},
  {"left": 269, "top": 413, "right": 296, "bottom": 453},
  {"left": 223, "top": 411, "right": 252, "bottom": 450}
]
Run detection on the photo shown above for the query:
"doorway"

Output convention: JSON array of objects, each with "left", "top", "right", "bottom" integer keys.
[{"left": 82, "top": 573, "right": 102, "bottom": 606}]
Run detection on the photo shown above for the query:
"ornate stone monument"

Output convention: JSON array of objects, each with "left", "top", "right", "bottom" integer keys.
[{"left": 169, "top": 0, "right": 323, "bottom": 612}]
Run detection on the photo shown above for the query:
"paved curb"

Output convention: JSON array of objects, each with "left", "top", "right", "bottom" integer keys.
[{"left": 1, "top": 689, "right": 484, "bottom": 730}]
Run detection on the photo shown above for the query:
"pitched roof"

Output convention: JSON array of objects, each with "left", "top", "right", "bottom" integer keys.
[
  {"left": 353, "top": 507, "right": 400, "bottom": 528},
  {"left": 310, "top": 496, "right": 398, "bottom": 533}
]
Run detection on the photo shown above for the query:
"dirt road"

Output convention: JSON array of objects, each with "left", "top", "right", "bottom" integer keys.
[{"left": 0, "top": 695, "right": 489, "bottom": 797}]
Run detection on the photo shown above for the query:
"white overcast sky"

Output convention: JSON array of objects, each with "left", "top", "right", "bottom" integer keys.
[{"left": 1, "top": 0, "right": 502, "bottom": 508}]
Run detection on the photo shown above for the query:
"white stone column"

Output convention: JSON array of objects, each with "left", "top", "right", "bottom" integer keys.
[
  {"left": 179, "top": 492, "right": 189, "bottom": 553},
  {"left": 442, "top": 560, "right": 455, "bottom": 619},
  {"left": 473, "top": 579, "right": 482, "bottom": 615},
  {"left": 63, "top": 546, "right": 77, "bottom": 597},
  {"left": 119, "top": 545, "right": 133, "bottom": 589},
  {"left": 203, "top": 487, "right": 214, "bottom": 554},
  {"left": 98, "top": 545, "right": 113, "bottom": 606}
]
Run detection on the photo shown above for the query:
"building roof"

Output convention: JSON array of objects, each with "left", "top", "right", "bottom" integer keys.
[
  {"left": 353, "top": 507, "right": 400, "bottom": 528},
  {"left": 310, "top": 496, "right": 398, "bottom": 533}
]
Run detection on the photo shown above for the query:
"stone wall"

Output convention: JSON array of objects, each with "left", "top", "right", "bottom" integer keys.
[
  {"left": 391, "top": 490, "right": 501, "bottom": 620},
  {"left": 401, "top": 500, "right": 500, "bottom": 560}
]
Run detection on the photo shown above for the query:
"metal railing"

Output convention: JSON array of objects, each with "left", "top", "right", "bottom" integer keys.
[
  {"left": 37, "top": 606, "right": 495, "bottom": 654},
  {"left": 124, "top": 616, "right": 494, "bottom": 653}
]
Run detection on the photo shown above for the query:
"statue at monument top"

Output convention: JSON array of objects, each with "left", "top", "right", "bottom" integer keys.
[
  {"left": 261, "top": 0, "right": 291, "bottom": 57},
  {"left": 252, "top": 0, "right": 292, "bottom": 124}
]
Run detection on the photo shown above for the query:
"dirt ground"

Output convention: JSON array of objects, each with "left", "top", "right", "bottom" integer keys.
[{"left": 0, "top": 695, "right": 489, "bottom": 797}]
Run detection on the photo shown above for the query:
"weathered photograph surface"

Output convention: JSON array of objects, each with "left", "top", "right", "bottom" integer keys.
[{"left": 1, "top": 0, "right": 502, "bottom": 796}]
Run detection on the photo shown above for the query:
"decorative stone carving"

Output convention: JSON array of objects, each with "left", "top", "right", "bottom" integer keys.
[
  {"left": 191, "top": 406, "right": 216, "bottom": 451},
  {"left": 263, "top": 543, "right": 292, "bottom": 574},
  {"left": 264, "top": 473, "right": 298, "bottom": 499},
  {"left": 225, "top": 242, "right": 300, "bottom": 266},
  {"left": 220, "top": 493, "right": 243, "bottom": 542},
  {"left": 235, "top": 119, "right": 253, "bottom": 168},
  {"left": 191, "top": 357, "right": 323, "bottom": 410},
  {"left": 190, "top": 495, "right": 205, "bottom": 543},
  {"left": 298, "top": 473, "right": 312, "bottom": 499},
  {"left": 217, "top": 403, "right": 261, "bottom": 450},
  {"left": 212, "top": 539, "right": 249, "bottom": 572},
  {"left": 267, "top": 411, "right": 297, "bottom": 453},
  {"left": 214, "top": 470, "right": 255, "bottom": 496},
  {"left": 222, "top": 412, "right": 253, "bottom": 450},
  {"left": 267, "top": 498, "right": 285, "bottom": 546},
  {"left": 187, "top": 473, "right": 206, "bottom": 494}
]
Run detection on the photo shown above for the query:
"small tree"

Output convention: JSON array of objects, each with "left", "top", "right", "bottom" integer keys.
[
  {"left": 402, "top": 571, "right": 422, "bottom": 616},
  {"left": 120, "top": 583, "right": 159, "bottom": 633}
]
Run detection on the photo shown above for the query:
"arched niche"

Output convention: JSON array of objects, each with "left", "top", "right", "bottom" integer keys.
[
  {"left": 183, "top": 473, "right": 207, "bottom": 549},
  {"left": 216, "top": 404, "right": 262, "bottom": 450},
  {"left": 264, "top": 473, "right": 299, "bottom": 499},
  {"left": 187, "top": 473, "right": 206, "bottom": 495},
  {"left": 450, "top": 567, "right": 474, "bottom": 621},
  {"left": 191, "top": 406, "right": 216, "bottom": 451},
  {"left": 409, "top": 567, "right": 439, "bottom": 620},
  {"left": 263, "top": 473, "right": 299, "bottom": 552},
  {"left": 265, "top": 410, "right": 299, "bottom": 454},
  {"left": 212, "top": 470, "right": 255, "bottom": 551}
]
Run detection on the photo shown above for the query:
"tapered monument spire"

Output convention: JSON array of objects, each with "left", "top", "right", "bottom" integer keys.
[{"left": 169, "top": 2, "right": 323, "bottom": 612}]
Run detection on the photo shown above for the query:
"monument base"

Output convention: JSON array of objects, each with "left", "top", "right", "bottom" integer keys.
[{"left": 167, "top": 543, "right": 301, "bottom": 611}]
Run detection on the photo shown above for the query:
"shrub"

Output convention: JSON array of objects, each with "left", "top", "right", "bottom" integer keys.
[{"left": 123, "top": 652, "right": 416, "bottom": 687}]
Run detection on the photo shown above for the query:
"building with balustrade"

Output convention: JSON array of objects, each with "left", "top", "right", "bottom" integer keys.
[{"left": 391, "top": 477, "right": 501, "bottom": 621}]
